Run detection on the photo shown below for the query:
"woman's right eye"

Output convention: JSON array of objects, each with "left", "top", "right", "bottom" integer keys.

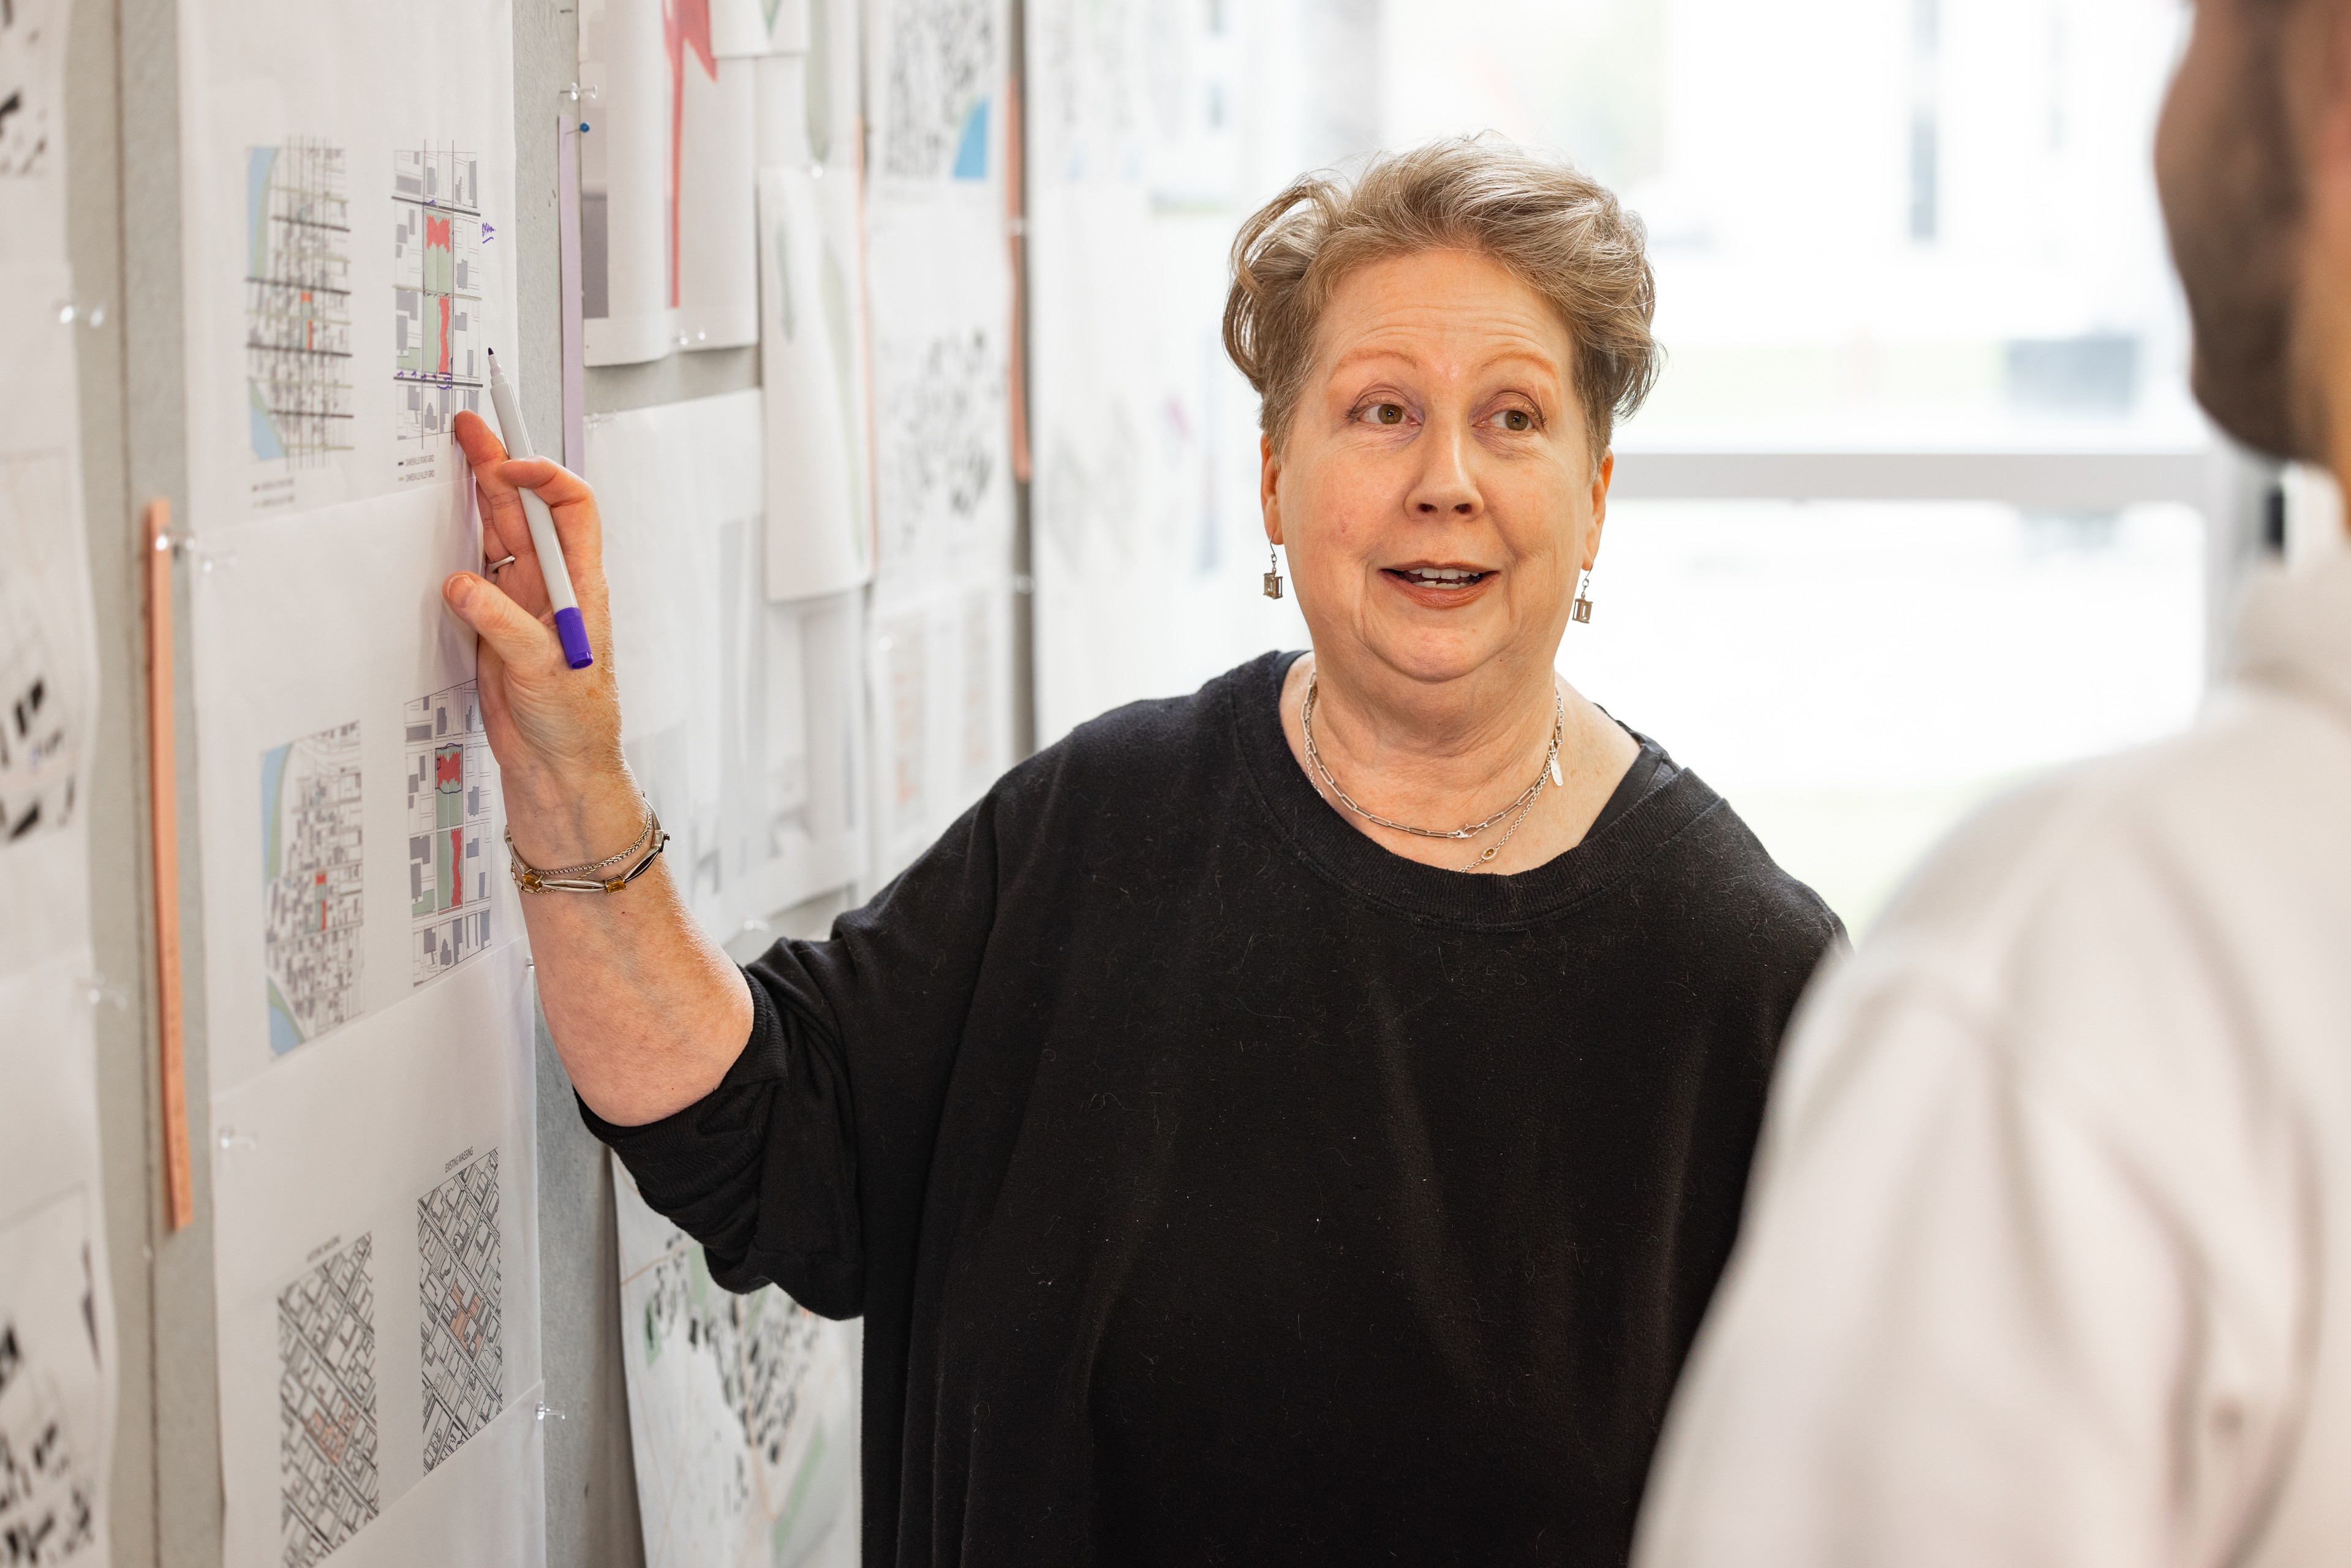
[{"left": 1363, "top": 403, "right": 1406, "bottom": 426}]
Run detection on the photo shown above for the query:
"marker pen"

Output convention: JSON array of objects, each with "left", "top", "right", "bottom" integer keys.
[{"left": 485, "top": 348, "right": 594, "bottom": 670}]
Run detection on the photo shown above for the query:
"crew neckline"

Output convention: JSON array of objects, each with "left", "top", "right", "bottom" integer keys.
[{"left": 1228, "top": 650, "right": 1724, "bottom": 930}]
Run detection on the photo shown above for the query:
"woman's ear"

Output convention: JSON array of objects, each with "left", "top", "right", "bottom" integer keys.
[
  {"left": 1261, "top": 434, "right": 1283, "bottom": 544},
  {"left": 1583, "top": 449, "right": 1614, "bottom": 570}
]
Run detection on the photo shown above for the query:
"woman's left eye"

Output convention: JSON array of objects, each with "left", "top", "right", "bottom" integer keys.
[{"left": 1495, "top": 409, "right": 1534, "bottom": 432}]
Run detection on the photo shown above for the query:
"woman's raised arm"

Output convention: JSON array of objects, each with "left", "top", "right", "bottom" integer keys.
[{"left": 440, "top": 409, "right": 751, "bottom": 1126}]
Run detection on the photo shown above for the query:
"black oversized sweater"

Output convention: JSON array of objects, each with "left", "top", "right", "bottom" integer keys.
[{"left": 589, "top": 651, "right": 1844, "bottom": 1567}]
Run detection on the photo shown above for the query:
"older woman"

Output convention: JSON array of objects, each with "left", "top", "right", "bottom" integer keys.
[{"left": 442, "top": 139, "right": 1840, "bottom": 1566}]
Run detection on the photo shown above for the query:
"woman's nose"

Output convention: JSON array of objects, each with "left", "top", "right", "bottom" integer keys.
[{"left": 1409, "top": 428, "right": 1480, "bottom": 519}]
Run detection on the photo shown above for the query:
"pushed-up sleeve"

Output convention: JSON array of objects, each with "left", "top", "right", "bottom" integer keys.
[
  {"left": 583, "top": 789, "right": 1008, "bottom": 1321},
  {"left": 1631, "top": 946, "right": 2311, "bottom": 1568}
]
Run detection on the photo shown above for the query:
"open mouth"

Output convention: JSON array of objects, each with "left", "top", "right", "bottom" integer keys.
[{"left": 1384, "top": 566, "right": 1490, "bottom": 590}]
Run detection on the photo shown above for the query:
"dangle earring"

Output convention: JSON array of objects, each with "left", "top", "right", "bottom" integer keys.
[
  {"left": 1263, "top": 540, "right": 1285, "bottom": 600},
  {"left": 1571, "top": 568, "right": 1594, "bottom": 624}
]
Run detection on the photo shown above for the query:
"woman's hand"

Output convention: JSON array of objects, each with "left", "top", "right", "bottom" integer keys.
[{"left": 443, "top": 410, "right": 640, "bottom": 869}]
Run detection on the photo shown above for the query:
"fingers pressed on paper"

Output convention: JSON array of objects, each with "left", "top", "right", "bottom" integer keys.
[
  {"left": 445, "top": 571, "right": 559, "bottom": 669},
  {"left": 453, "top": 410, "right": 510, "bottom": 469}
]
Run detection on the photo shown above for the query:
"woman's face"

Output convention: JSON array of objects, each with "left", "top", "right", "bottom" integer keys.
[{"left": 1264, "top": 247, "right": 1609, "bottom": 695}]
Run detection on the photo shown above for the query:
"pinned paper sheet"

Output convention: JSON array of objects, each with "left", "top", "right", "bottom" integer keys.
[
  {"left": 753, "top": 52, "right": 810, "bottom": 170},
  {"left": 711, "top": 0, "right": 809, "bottom": 58},
  {"left": 863, "top": 188, "right": 1013, "bottom": 594},
  {"left": 868, "top": 0, "right": 1001, "bottom": 183},
  {"left": 176, "top": 0, "right": 520, "bottom": 523},
  {"left": 758, "top": 168, "right": 871, "bottom": 601},
  {"left": 579, "top": 0, "right": 676, "bottom": 364},
  {"left": 611, "top": 1156, "right": 859, "bottom": 1568},
  {"left": 591, "top": 391, "right": 867, "bottom": 936},
  {"left": 0, "top": 263, "right": 100, "bottom": 970},
  {"left": 0, "top": 953, "right": 119, "bottom": 1568},
  {"left": 805, "top": 0, "right": 859, "bottom": 168},
  {"left": 188, "top": 481, "right": 521, "bottom": 1098},
  {"left": 677, "top": 55, "right": 758, "bottom": 351},
  {"left": 867, "top": 580, "right": 1009, "bottom": 882},
  {"left": 0, "top": 0, "right": 69, "bottom": 265},
  {"left": 208, "top": 944, "right": 543, "bottom": 1568}
]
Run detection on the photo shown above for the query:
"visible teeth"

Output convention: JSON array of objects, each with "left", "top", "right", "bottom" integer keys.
[{"left": 1405, "top": 568, "right": 1478, "bottom": 584}]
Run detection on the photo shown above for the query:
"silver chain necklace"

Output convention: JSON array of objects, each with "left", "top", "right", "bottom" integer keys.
[{"left": 1300, "top": 671, "right": 1566, "bottom": 871}]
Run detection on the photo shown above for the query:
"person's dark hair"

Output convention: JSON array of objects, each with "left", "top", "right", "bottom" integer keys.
[{"left": 1223, "top": 136, "right": 1661, "bottom": 460}]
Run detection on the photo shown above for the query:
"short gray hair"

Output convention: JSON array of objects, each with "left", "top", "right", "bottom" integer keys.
[{"left": 1223, "top": 136, "right": 1662, "bottom": 459}]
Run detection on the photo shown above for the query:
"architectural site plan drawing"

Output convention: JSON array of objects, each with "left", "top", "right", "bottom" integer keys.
[
  {"left": 278, "top": 1232, "right": 381, "bottom": 1567},
  {"left": 418, "top": 1149, "right": 500, "bottom": 1474},
  {"left": 405, "top": 681, "right": 491, "bottom": 985},
  {"left": 261, "top": 721, "right": 364, "bottom": 1055},
  {"left": 246, "top": 138, "right": 355, "bottom": 470},
  {"left": 391, "top": 146, "right": 485, "bottom": 447}
]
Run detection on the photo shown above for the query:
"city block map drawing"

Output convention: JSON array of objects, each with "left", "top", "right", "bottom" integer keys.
[
  {"left": 246, "top": 138, "right": 355, "bottom": 468},
  {"left": 417, "top": 1149, "right": 500, "bottom": 1473},
  {"left": 0, "top": 1193, "right": 102, "bottom": 1566},
  {"left": 614, "top": 1164, "right": 856, "bottom": 1568},
  {"left": 872, "top": 326, "right": 1005, "bottom": 578},
  {"left": 0, "top": 0, "right": 59, "bottom": 179},
  {"left": 391, "top": 146, "right": 485, "bottom": 446},
  {"left": 405, "top": 681, "right": 491, "bottom": 985},
  {"left": 262, "top": 721, "right": 363, "bottom": 1055},
  {"left": 877, "top": 0, "right": 995, "bottom": 180},
  {"left": 278, "top": 1233, "right": 379, "bottom": 1568},
  {"left": 0, "top": 451, "right": 83, "bottom": 845}
]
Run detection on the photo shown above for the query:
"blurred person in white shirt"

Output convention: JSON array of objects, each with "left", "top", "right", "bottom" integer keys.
[{"left": 1633, "top": 2, "right": 2351, "bottom": 1564}]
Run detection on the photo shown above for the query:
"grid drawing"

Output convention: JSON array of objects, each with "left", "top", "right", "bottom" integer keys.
[
  {"left": 245, "top": 138, "right": 355, "bottom": 467},
  {"left": 261, "top": 721, "right": 363, "bottom": 1055},
  {"left": 277, "top": 1234, "right": 379, "bottom": 1568},
  {"left": 391, "top": 145, "right": 485, "bottom": 445},
  {"left": 404, "top": 682, "right": 491, "bottom": 984},
  {"left": 417, "top": 1150, "right": 502, "bottom": 1472}
]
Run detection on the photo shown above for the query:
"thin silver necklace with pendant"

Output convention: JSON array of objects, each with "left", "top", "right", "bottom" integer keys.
[{"left": 1299, "top": 671, "right": 1566, "bottom": 872}]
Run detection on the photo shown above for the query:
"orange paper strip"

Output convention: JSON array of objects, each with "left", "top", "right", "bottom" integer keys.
[{"left": 145, "top": 499, "right": 192, "bottom": 1232}]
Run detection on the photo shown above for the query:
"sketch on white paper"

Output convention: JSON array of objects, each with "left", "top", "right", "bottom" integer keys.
[
  {"left": 0, "top": 1192, "right": 102, "bottom": 1566},
  {"left": 614, "top": 1162, "right": 857, "bottom": 1568},
  {"left": 760, "top": 168, "right": 872, "bottom": 601},
  {"left": 277, "top": 1233, "right": 379, "bottom": 1568},
  {"left": 872, "top": 327, "right": 1005, "bottom": 573},
  {"left": 959, "top": 592, "right": 995, "bottom": 795},
  {"left": 246, "top": 139, "right": 355, "bottom": 469},
  {"left": 391, "top": 146, "right": 486, "bottom": 446},
  {"left": 0, "top": 0, "right": 58, "bottom": 179},
  {"left": 881, "top": 617, "right": 927, "bottom": 834},
  {"left": 876, "top": 0, "right": 996, "bottom": 180},
  {"left": 405, "top": 682, "right": 491, "bottom": 985},
  {"left": 261, "top": 722, "right": 363, "bottom": 1055},
  {"left": 0, "top": 451, "right": 83, "bottom": 845},
  {"left": 418, "top": 1150, "right": 500, "bottom": 1474},
  {"left": 579, "top": 0, "right": 679, "bottom": 364}
]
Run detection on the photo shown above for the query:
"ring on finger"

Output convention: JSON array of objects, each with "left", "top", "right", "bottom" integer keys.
[{"left": 486, "top": 553, "right": 518, "bottom": 575}]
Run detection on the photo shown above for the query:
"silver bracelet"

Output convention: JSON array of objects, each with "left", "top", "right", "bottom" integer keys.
[{"left": 508, "top": 805, "right": 668, "bottom": 894}]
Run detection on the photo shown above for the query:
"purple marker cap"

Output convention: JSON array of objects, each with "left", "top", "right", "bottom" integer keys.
[{"left": 554, "top": 606, "right": 594, "bottom": 670}]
